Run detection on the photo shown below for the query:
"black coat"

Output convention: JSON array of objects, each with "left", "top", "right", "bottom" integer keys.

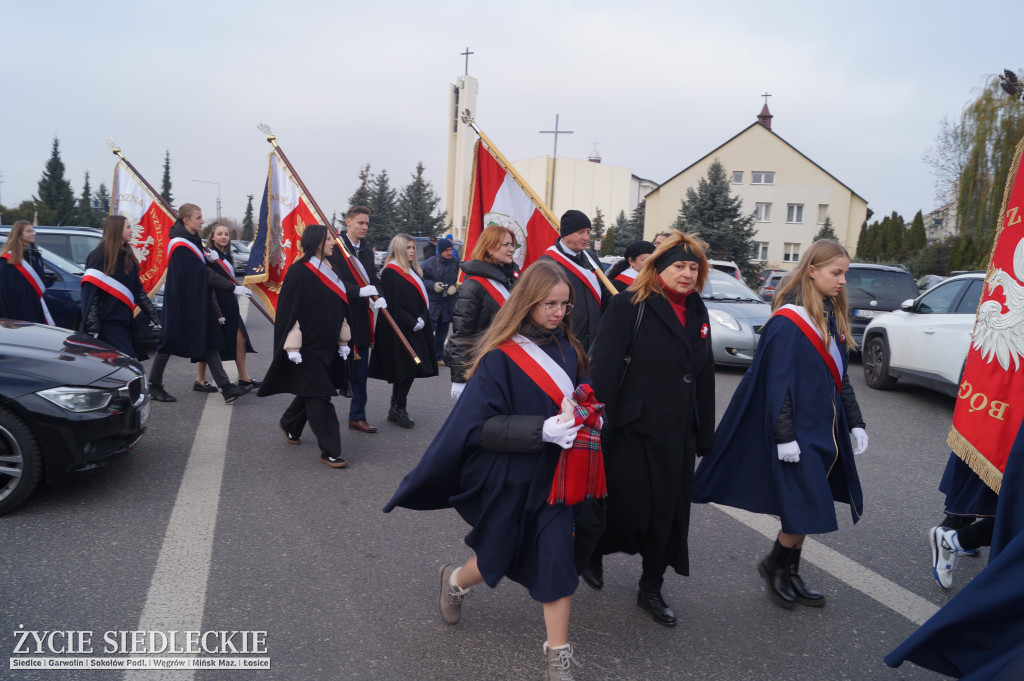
[
  {"left": 0, "top": 246, "right": 48, "bottom": 324},
  {"left": 538, "top": 245, "right": 609, "bottom": 351},
  {"left": 588, "top": 290, "right": 715, "bottom": 575},
  {"left": 443, "top": 259, "right": 520, "bottom": 383},
  {"left": 258, "top": 258, "right": 348, "bottom": 398},
  {"left": 81, "top": 244, "right": 153, "bottom": 360},
  {"left": 329, "top": 233, "right": 378, "bottom": 348},
  {"left": 368, "top": 264, "right": 438, "bottom": 384}
]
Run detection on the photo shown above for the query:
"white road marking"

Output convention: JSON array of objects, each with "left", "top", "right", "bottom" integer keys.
[{"left": 713, "top": 504, "right": 940, "bottom": 626}]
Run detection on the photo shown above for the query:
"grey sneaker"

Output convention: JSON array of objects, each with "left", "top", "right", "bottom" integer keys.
[
  {"left": 438, "top": 564, "right": 467, "bottom": 625},
  {"left": 929, "top": 526, "right": 957, "bottom": 589},
  {"left": 545, "top": 643, "right": 580, "bottom": 681}
]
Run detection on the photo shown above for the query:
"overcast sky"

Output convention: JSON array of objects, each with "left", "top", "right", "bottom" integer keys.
[{"left": 2, "top": 0, "right": 1018, "bottom": 230}]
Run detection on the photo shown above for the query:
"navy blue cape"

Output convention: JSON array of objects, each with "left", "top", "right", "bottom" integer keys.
[{"left": 156, "top": 224, "right": 222, "bottom": 359}]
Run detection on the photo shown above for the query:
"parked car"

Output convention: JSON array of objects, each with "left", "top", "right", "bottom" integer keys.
[
  {"left": 0, "top": 322, "right": 150, "bottom": 514},
  {"left": 757, "top": 268, "right": 785, "bottom": 289},
  {"left": 861, "top": 272, "right": 984, "bottom": 397},
  {"left": 230, "top": 240, "right": 250, "bottom": 275},
  {"left": 0, "top": 225, "right": 102, "bottom": 268},
  {"left": 757, "top": 271, "right": 787, "bottom": 302},
  {"left": 845, "top": 263, "right": 920, "bottom": 347},
  {"left": 916, "top": 274, "right": 947, "bottom": 293},
  {"left": 708, "top": 258, "right": 742, "bottom": 280},
  {"left": 701, "top": 269, "right": 772, "bottom": 366}
]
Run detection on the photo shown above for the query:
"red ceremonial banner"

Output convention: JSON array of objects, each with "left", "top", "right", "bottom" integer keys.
[
  {"left": 110, "top": 161, "right": 174, "bottom": 296},
  {"left": 948, "top": 136, "right": 1024, "bottom": 493}
]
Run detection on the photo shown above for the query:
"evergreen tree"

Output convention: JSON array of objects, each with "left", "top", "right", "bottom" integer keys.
[
  {"left": 599, "top": 226, "right": 616, "bottom": 256},
  {"left": 241, "top": 194, "right": 256, "bottom": 241},
  {"left": 906, "top": 210, "right": 927, "bottom": 252},
  {"left": 368, "top": 168, "right": 398, "bottom": 245},
  {"left": 77, "top": 171, "right": 99, "bottom": 228},
  {"left": 396, "top": 162, "right": 447, "bottom": 237},
  {"left": 674, "top": 159, "right": 758, "bottom": 282},
  {"left": 161, "top": 150, "right": 174, "bottom": 205},
  {"left": 611, "top": 210, "right": 631, "bottom": 253},
  {"left": 855, "top": 221, "right": 870, "bottom": 260},
  {"left": 92, "top": 183, "right": 111, "bottom": 219},
  {"left": 626, "top": 201, "right": 646, "bottom": 244},
  {"left": 884, "top": 211, "right": 906, "bottom": 261},
  {"left": 590, "top": 207, "right": 605, "bottom": 243},
  {"left": 813, "top": 216, "right": 838, "bottom": 242},
  {"left": 348, "top": 163, "right": 374, "bottom": 208},
  {"left": 36, "top": 137, "right": 76, "bottom": 225}
]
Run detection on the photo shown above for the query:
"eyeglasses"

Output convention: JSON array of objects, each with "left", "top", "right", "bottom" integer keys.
[
  {"left": 539, "top": 302, "right": 573, "bottom": 313},
  {"left": 500, "top": 242, "right": 515, "bottom": 249}
]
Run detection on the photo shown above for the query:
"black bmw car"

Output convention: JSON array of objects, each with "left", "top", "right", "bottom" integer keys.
[{"left": 0, "top": 322, "right": 150, "bottom": 515}]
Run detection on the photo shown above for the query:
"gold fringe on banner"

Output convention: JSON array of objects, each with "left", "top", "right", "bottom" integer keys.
[{"left": 948, "top": 426, "right": 1003, "bottom": 494}]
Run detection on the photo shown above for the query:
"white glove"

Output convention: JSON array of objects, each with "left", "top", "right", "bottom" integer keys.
[
  {"left": 204, "top": 250, "right": 219, "bottom": 263},
  {"left": 413, "top": 317, "right": 425, "bottom": 332},
  {"left": 338, "top": 345, "right": 351, "bottom": 360},
  {"left": 359, "top": 285, "right": 379, "bottom": 298},
  {"left": 446, "top": 284, "right": 458, "bottom": 296},
  {"left": 852, "top": 427, "right": 869, "bottom": 456},
  {"left": 777, "top": 441, "right": 801, "bottom": 463},
  {"left": 233, "top": 285, "right": 252, "bottom": 297},
  {"left": 372, "top": 297, "right": 387, "bottom": 310},
  {"left": 287, "top": 351, "right": 302, "bottom": 364},
  {"left": 451, "top": 382, "right": 466, "bottom": 400},
  {"left": 218, "top": 317, "right": 226, "bottom": 325},
  {"left": 542, "top": 414, "right": 583, "bottom": 449},
  {"left": 433, "top": 282, "right": 445, "bottom": 293}
]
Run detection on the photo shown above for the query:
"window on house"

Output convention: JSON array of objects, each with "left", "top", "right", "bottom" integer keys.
[
  {"left": 817, "top": 204, "right": 829, "bottom": 224},
  {"left": 783, "top": 243, "right": 800, "bottom": 262},
  {"left": 787, "top": 204, "right": 804, "bottom": 223},
  {"left": 755, "top": 203, "right": 772, "bottom": 222},
  {"left": 752, "top": 242, "right": 769, "bottom": 261},
  {"left": 751, "top": 171, "right": 775, "bottom": 185},
  {"left": 732, "top": 171, "right": 743, "bottom": 184}
]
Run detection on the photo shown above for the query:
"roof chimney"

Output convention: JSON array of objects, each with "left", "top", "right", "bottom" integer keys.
[{"left": 757, "top": 103, "right": 773, "bottom": 130}]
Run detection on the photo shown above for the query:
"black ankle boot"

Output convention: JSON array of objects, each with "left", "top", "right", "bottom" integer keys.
[
  {"left": 389, "top": 405, "right": 414, "bottom": 428},
  {"left": 788, "top": 548, "right": 825, "bottom": 607},
  {"left": 637, "top": 586, "right": 676, "bottom": 627},
  {"left": 581, "top": 554, "right": 603, "bottom": 590},
  {"left": 758, "top": 539, "right": 797, "bottom": 610}
]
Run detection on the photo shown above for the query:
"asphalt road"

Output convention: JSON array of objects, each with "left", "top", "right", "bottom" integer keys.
[{"left": 2, "top": 303, "right": 977, "bottom": 681}]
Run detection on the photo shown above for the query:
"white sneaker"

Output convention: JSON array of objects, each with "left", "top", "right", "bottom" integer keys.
[{"left": 929, "top": 526, "right": 958, "bottom": 589}]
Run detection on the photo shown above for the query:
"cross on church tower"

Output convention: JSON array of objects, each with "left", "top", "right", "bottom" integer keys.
[
  {"left": 762, "top": 91, "right": 772, "bottom": 105},
  {"left": 461, "top": 47, "right": 474, "bottom": 76},
  {"left": 540, "top": 114, "right": 574, "bottom": 207}
]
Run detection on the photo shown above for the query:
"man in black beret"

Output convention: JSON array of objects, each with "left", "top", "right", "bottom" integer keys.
[{"left": 537, "top": 209, "right": 609, "bottom": 351}]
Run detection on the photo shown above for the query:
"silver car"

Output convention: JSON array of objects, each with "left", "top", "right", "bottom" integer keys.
[{"left": 701, "top": 270, "right": 772, "bottom": 365}]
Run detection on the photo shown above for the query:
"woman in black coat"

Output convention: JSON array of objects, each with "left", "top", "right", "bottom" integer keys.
[
  {"left": 81, "top": 215, "right": 160, "bottom": 360},
  {"left": 369, "top": 233, "right": 439, "bottom": 428},
  {"left": 586, "top": 230, "right": 716, "bottom": 627},
  {"left": 258, "top": 225, "right": 350, "bottom": 469},
  {"left": 0, "top": 220, "right": 52, "bottom": 325},
  {"left": 443, "top": 224, "right": 521, "bottom": 398}
]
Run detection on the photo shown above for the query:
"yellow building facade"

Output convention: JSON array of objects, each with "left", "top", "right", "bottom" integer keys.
[{"left": 644, "top": 113, "right": 869, "bottom": 268}]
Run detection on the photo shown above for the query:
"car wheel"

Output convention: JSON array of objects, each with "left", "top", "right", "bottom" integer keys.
[
  {"left": 863, "top": 336, "right": 898, "bottom": 390},
  {"left": 0, "top": 407, "right": 44, "bottom": 515}
]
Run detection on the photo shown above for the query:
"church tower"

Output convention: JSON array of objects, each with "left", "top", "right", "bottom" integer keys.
[{"left": 443, "top": 74, "right": 479, "bottom": 240}]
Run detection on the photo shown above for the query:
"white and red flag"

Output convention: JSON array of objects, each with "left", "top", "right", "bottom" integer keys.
[
  {"left": 110, "top": 161, "right": 175, "bottom": 296},
  {"left": 464, "top": 139, "right": 558, "bottom": 272},
  {"left": 244, "top": 150, "right": 320, "bottom": 318}
]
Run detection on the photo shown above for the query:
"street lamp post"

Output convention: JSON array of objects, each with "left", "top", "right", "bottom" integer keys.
[{"left": 191, "top": 179, "right": 221, "bottom": 220}]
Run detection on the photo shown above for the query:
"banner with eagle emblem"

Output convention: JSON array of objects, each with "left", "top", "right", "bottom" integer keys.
[{"left": 948, "top": 136, "right": 1024, "bottom": 493}]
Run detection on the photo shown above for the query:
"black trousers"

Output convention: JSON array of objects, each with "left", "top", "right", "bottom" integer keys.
[
  {"left": 281, "top": 395, "right": 341, "bottom": 459},
  {"left": 391, "top": 378, "right": 414, "bottom": 408},
  {"left": 958, "top": 517, "right": 996, "bottom": 550}
]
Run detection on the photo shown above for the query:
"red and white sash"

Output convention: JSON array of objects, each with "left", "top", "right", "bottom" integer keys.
[
  {"left": 466, "top": 275, "right": 510, "bottom": 307},
  {"left": 775, "top": 304, "right": 843, "bottom": 391},
  {"left": 614, "top": 267, "right": 638, "bottom": 287},
  {"left": 213, "top": 252, "right": 236, "bottom": 284},
  {"left": 544, "top": 245, "right": 601, "bottom": 303},
  {"left": 497, "top": 334, "right": 574, "bottom": 406},
  {"left": 167, "top": 237, "right": 205, "bottom": 263},
  {"left": 2, "top": 252, "right": 54, "bottom": 325},
  {"left": 384, "top": 261, "right": 429, "bottom": 309},
  {"left": 306, "top": 257, "right": 349, "bottom": 304},
  {"left": 82, "top": 268, "right": 136, "bottom": 312}
]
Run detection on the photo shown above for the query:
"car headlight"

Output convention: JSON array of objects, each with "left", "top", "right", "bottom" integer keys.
[
  {"left": 708, "top": 309, "right": 741, "bottom": 331},
  {"left": 37, "top": 386, "right": 113, "bottom": 412}
]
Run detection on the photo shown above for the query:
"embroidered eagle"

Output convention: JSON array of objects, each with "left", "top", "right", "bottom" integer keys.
[{"left": 973, "top": 236, "right": 1024, "bottom": 371}]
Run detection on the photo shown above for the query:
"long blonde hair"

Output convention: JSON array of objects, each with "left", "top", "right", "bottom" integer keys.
[
  {"left": 383, "top": 233, "right": 423, "bottom": 276},
  {"left": 0, "top": 221, "right": 33, "bottom": 265},
  {"left": 466, "top": 260, "right": 588, "bottom": 380},
  {"left": 630, "top": 229, "right": 709, "bottom": 303},
  {"left": 772, "top": 239, "right": 856, "bottom": 349}
]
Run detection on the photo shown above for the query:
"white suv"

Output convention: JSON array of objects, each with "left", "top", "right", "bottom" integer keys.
[{"left": 861, "top": 272, "right": 985, "bottom": 397}]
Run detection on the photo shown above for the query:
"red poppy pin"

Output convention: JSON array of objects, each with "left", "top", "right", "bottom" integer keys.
[
  {"left": 700, "top": 323, "right": 709, "bottom": 338},
  {"left": 839, "top": 330, "right": 846, "bottom": 343}
]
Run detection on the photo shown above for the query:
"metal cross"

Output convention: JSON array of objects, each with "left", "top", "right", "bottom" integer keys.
[
  {"left": 461, "top": 47, "right": 474, "bottom": 76},
  {"left": 540, "top": 114, "right": 573, "bottom": 208},
  {"left": 762, "top": 91, "right": 772, "bottom": 105}
]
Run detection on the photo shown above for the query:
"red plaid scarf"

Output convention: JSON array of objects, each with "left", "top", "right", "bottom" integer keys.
[{"left": 547, "top": 384, "right": 607, "bottom": 505}]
